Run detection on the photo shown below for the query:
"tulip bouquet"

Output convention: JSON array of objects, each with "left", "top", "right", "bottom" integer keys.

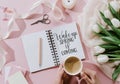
[{"left": 92, "top": 1, "right": 120, "bottom": 81}]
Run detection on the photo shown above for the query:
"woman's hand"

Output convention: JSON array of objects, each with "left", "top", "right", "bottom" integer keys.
[
  {"left": 81, "top": 69, "right": 96, "bottom": 84},
  {"left": 54, "top": 64, "right": 64, "bottom": 84}
]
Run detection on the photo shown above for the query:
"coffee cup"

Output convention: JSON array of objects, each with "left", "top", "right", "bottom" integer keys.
[{"left": 63, "top": 56, "right": 83, "bottom": 75}]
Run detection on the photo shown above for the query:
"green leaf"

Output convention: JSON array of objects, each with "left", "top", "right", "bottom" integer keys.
[
  {"left": 110, "top": 26, "right": 120, "bottom": 38},
  {"left": 108, "top": 4, "right": 120, "bottom": 20},
  {"left": 105, "top": 54, "right": 120, "bottom": 58},
  {"left": 109, "top": 50, "right": 120, "bottom": 54},
  {"left": 109, "top": 58, "right": 120, "bottom": 61},
  {"left": 108, "top": 30, "right": 120, "bottom": 40},
  {"left": 99, "top": 44, "right": 120, "bottom": 50},
  {"left": 101, "top": 36, "right": 120, "bottom": 45},
  {"left": 99, "top": 11, "right": 112, "bottom": 26},
  {"left": 97, "top": 23, "right": 112, "bottom": 36},
  {"left": 112, "top": 65, "right": 120, "bottom": 80},
  {"left": 99, "top": 11, "right": 120, "bottom": 37},
  {"left": 108, "top": 30, "right": 118, "bottom": 38},
  {"left": 94, "top": 32, "right": 105, "bottom": 37}
]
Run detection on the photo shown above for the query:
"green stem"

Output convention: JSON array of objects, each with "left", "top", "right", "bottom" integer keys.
[{"left": 109, "top": 58, "right": 120, "bottom": 60}]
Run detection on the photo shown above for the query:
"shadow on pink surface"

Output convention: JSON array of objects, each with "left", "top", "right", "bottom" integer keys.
[{"left": 0, "top": 40, "right": 15, "bottom": 63}]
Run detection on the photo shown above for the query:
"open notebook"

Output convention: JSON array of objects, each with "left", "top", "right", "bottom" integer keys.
[{"left": 21, "top": 22, "right": 85, "bottom": 72}]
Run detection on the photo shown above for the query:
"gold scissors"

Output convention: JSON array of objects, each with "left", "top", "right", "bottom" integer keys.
[{"left": 31, "top": 14, "right": 51, "bottom": 25}]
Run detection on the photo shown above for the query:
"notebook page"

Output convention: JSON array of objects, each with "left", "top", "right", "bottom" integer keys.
[
  {"left": 21, "top": 31, "right": 55, "bottom": 72},
  {"left": 52, "top": 22, "right": 85, "bottom": 62}
]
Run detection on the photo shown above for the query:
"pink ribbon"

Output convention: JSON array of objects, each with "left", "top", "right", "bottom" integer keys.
[{"left": 0, "top": 0, "right": 65, "bottom": 75}]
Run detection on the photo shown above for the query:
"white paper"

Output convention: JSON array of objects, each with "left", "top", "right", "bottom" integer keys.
[
  {"left": 4, "top": 66, "right": 11, "bottom": 84},
  {"left": 8, "top": 71, "right": 28, "bottom": 84},
  {"left": 22, "top": 22, "right": 85, "bottom": 72},
  {"left": 52, "top": 22, "right": 85, "bottom": 61},
  {"left": 22, "top": 31, "right": 55, "bottom": 72}
]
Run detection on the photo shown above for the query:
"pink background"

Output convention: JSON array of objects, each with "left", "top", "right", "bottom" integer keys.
[{"left": 0, "top": 0, "right": 119, "bottom": 84}]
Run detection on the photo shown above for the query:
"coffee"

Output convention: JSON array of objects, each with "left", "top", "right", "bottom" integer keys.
[{"left": 64, "top": 56, "right": 82, "bottom": 75}]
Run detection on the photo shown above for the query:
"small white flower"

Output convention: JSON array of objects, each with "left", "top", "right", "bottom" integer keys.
[
  {"left": 97, "top": 55, "right": 109, "bottom": 64},
  {"left": 94, "top": 46, "right": 105, "bottom": 54},
  {"left": 92, "top": 24, "right": 100, "bottom": 33},
  {"left": 104, "top": 10, "right": 113, "bottom": 19},
  {"left": 110, "top": 1, "right": 120, "bottom": 12},
  {"left": 114, "top": 61, "right": 120, "bottom": 66},
  {"left": 111, "top": 18, "right": 120, "bottom": 28}
]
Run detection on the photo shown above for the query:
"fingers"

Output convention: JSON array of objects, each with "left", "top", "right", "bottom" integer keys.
[
  {"left": 83, "top": 74, "right": 94, "bottom": 84},
  {"left": 60, "top": 68, "right": 64, "bottom": 77},
  {"left": 84, "top": 69, "right": 96, "bottom": 77},
  {"left": 81, "top": 69, "right": 96, "bottom": 84},
  {"left": 58, "top": 64, "right": 63, "bottom": 71},
  {"left": 55, "top": 64, "right": 64, "bottom": 84},
  {"left": 85, "top": 70, "right": 96, "bottom": 84},
  {"left": 57, "top": 64, "right": 64, "bottom": 78}
]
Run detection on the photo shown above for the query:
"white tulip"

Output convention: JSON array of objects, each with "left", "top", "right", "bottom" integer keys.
[
  {"left": 111, "top": 18, "right": 120, "bottom": 28},
  {"left": 110, "top": 1, "right": 120, "bottom": 12},
  {"left": 97, "top": 55, "right": 109, "bottom": 64},
  {"left": 104, "top": 10, "right": 113, "bottom": 19},
  {"left": 92, "top": 24, "right": 100, "bottom": 33},
  {"left": 94, "top": 46, "right": 105, "bottom": 54},
  {"left": 114, "top": 61, "right": 120, "bottom": 66}
]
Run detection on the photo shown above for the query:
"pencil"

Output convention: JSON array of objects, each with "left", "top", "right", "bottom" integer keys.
[{"left": 38, "top": 38, "right": 42, "bottom": 66}]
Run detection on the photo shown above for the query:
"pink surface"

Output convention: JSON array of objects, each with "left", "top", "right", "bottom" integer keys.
[{"left": 0, "top": 0, "right": 119, "bottom": 84}]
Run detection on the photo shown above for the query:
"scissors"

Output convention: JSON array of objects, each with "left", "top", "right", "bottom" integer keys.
[{"left": 31, "top": 14, "right": 51, "bottom": 25}]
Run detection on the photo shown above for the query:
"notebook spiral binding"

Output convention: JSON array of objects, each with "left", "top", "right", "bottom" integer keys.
[{"left": 46, "top": 30, "right": 60, "bottom": 66}]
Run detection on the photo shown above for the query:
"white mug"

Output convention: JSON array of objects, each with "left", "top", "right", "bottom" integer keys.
[{"left": 63, "top": 56, "right": 83, "bottom": 75}]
